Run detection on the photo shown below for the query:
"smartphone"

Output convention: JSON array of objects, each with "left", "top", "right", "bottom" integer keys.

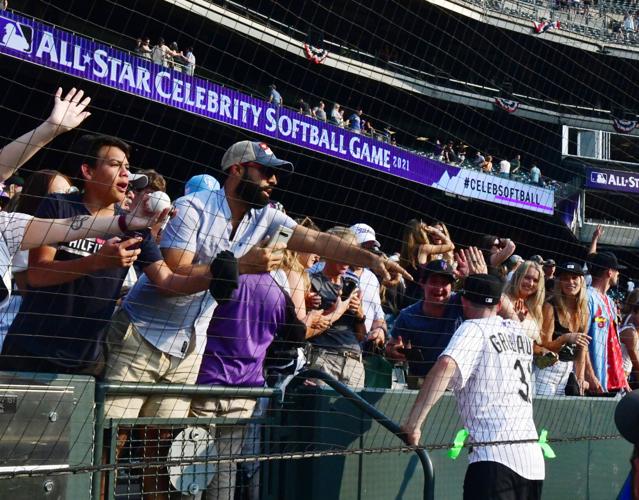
[
  {"left": 267, "top": 225, "right": 293, "bottom": 250},
  {"left": 397, "top": 347, "right": 424, "bottom": 362},
  {"left": 341, "top": 276, "right": 359, "bottom": 300},
  {"left": 125, "top": 230, "right": 145, "bottom": 250}
]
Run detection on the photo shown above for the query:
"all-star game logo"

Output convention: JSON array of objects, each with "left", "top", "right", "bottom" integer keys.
[{"left": 0, "top": 16, "right": 33, "bottom": 54}]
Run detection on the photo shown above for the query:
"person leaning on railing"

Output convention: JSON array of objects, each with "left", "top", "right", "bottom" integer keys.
[
  {"left": 191, "top": 251, "right": 306, "bottom": 500},
  {"left": 101, "top": 140, "right": 409, "bottom": 499},
  {"left": 0, "top": 202, "right": 171, "bottom": 360}
]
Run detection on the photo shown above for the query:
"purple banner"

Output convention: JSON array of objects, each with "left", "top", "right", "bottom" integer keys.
[
  {"left": 556, "top": 191, "right": 581, "bottom": 234},
  {"left": 585, "top": 166, "right": 639, "bottom": 194},
  {"left": 0, "top": 11, "right": 554, "bottom": 214}
]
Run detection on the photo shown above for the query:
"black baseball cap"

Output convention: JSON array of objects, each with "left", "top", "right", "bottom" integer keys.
[
  {"left": 589, "top": 252, "right": 626, "bottom": 271},
  {"left": 419, "top": 259, "right": 455, "bottom": 283},
  {"left": 556, "top": 262, "right": 584, "bottom": 276},
  {"left": 462, "top": 274, "right": 504, "bottom": 306}
]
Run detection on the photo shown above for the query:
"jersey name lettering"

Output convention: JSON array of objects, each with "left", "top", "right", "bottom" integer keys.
[{"left": 489, "top": 332, "right": 532, "bottom": 355}]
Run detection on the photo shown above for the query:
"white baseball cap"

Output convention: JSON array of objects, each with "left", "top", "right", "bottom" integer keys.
[
  {"left": 350, "top": 223, "right": 381, "bottom": 247},
  {"left": 128, "top": 173, "right": 148, "bottom": 190}
]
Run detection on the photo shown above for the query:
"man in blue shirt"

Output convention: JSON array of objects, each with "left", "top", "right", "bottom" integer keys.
[
  {"left": 268, "top": 84, "right": 282, "bottom": 107},
  {"left": 349, "top": 109, "right": 363, "bottom": 133},
  {"left": 387, "top": 259, "right": 463, "bottom": 386}
]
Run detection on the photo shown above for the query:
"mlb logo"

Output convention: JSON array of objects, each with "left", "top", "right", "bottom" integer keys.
[
  {"left": 590, "top": 172, "right": 607, "bottom": 184},
  {"left": 0, "top": 16, "right": 33, "bottom": 54},
  {"left": 258, "top": 143, "right": 273, "bottom": 156}
]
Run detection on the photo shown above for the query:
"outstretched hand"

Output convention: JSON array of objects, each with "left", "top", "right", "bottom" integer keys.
[
  {"left": 371, "top": 256, "right": 412, "bottom": 283},
  {"left": 126, "top": 205, "right": 175, "bottom": 231},
  {"left": 47, "top": 87, "right": 92, "bottom": 133},
  {"left": 455, "top": 246, "right": 487, "bottom": 278}
]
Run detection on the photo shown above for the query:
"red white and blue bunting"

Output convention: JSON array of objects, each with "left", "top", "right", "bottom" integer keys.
[
  {"left": 494, "top": 97, "right": 520, "bottom": 113},
  {"left": 303, "top": 43, "right": 329, "bottom": 64},
  {"left": 612, "top": 117, "right": 638, "bottom": 134},
  {"left": 533, "top": 19, "right": 561, "bottom": 34}
]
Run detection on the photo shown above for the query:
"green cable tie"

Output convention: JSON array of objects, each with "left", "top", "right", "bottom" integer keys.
[
  {"left": 448, "top": 428, "right": 469, "bottom": 460},
  {"left": 538, "top": 429, "right": 556, "bottom": 459}
]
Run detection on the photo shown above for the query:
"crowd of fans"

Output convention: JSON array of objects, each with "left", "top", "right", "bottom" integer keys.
[
  {"left": 134, "top": 36, "right": 196, "bottom": 76},
  {"left": 426, "top": 139, "right": 546, "bottom": 185},
  {"left": 1, "top": 87, "right": 636, "bottom": 498}
]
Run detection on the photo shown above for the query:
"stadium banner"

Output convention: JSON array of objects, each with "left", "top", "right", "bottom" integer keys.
[
  {"left": 585, "top": 166, "right": 639, "bottom": 194},
  {"left": 0, "top": 11, "right": 554, "bottom": 214}
]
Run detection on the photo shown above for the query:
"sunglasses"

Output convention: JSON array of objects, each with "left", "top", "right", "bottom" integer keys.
[{"left": 241, "top": 161, "right": 279, "bottom": 179}]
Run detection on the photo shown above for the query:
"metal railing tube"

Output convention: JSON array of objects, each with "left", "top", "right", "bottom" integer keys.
[
  {"left": 299, "top": 368, "right": 435, "bottom": 500},
  {"left": 97, "top": 383, "right": 279, "bottom": 398}
]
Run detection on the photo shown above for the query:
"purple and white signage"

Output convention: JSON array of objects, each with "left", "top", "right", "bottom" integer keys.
[
  {"left": 585, "top": 167, "right": 639, "bottom": 194},
  {"left": 0, "top": 11, "right": 554, "bottom": 214}
]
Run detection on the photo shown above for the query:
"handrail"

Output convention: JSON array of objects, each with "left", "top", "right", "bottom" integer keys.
[
  {"left": 298, "top": 368, "right": 435, "bottom": 500},
  {"left": 92, "top": 382, "right": 280, "bottom": 500}
]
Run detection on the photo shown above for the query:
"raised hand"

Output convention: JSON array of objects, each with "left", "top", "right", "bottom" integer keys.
[
  {"left": 464, "top": 247, "right": 488, "bottom": 275},
  {"left": 593, "top": 224, "right": 604, "bottom": 241},
  {"left": 46, "top": 87, "right": 92, "bottom": 133},
  {"left": 126, "top": 206, "right": 174, "bottom": 231}
]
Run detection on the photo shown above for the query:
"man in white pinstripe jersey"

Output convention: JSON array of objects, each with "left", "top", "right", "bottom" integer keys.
[{"left": 401, "top": 274, "right": 545, "bottom": 500}]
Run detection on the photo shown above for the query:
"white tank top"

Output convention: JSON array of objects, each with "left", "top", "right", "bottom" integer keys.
[{"left": 619, "top": 315, "right": 637, "bottom": 375}]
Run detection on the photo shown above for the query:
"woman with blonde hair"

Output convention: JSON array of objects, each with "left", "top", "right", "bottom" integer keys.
[
  {"left": 399, "top": 219, "right": 455, "bottom": 305},
  {"left": 501, "top": 260, "right": 545, "bottom": 341},
  {"left": 535, "top": 262, "right": 591, "bottom": 396},
  {"left": 273, "top": 217, "right": 330, "bottom": 337}
]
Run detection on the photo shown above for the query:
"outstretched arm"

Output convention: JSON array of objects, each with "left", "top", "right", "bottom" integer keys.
[
  {"left": 0, "top": 88, "right": 91, "bottom": 181},
  {"left": 588, "top": 225, "right": 604, "bottom": 256},
  {"left": 400, "top": 355, "right": 458, "bottom": 445},
  {"left": 21, "top": 208, "right": 169, "bottom": 250},
  {"left": 289, "top": 225, "right": 411, "bottom": 282}
]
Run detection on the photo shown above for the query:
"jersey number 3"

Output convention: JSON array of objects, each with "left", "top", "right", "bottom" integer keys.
[{"left": 514, "top": 359, "right": 531, "bottom": 403}]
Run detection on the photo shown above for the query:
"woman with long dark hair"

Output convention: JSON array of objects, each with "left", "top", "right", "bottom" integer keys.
[
  {"left": 399, "top": 219, "right": 454, "bottom": 306},
  {"left": 0, "top": 170, "right": 76, "bottom": 347}
]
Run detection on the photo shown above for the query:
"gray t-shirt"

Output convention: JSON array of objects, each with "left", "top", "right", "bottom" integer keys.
[{"left": 308, "top": 271, "right": 361, "bottom": 353}]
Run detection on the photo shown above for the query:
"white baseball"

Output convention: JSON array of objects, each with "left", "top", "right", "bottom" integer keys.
[{"left": 145, "top": 191, "right": 172, "bottom": 214}]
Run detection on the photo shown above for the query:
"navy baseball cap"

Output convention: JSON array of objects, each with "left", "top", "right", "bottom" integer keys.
[
  {"left": 556, "top": 262, "right": 584, "bottom": 276},
  {"left": 221, "top": 140, "right": 294, "bottom": 175},
  {"left": 419, "top": 259, "right": 455, "bottom": 283},
  {"left": 589, "top": 251, "right": 626, "bottom": 271},
  {"left": 462, "top": 274, "right": 504, "bottom": 306}
]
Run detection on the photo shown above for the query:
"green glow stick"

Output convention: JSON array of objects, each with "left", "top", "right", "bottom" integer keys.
[
  {"left": 448, "top": 428, "right": 469, "bottom": 459},
  {"left": 538, "top": 429, "right": 556, "bottom": 459}
]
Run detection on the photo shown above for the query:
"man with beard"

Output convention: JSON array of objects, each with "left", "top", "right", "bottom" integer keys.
[
  {"left": 585, "top": 252, "right": 630, "bottom": 394},
  {"left": 104, "top": 140, "right": 406, "bottom": 499}
]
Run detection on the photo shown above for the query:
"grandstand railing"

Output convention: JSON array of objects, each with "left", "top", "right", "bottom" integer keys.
[{"left": 94, "top": 375, "right": 434, "bottom": 500}]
